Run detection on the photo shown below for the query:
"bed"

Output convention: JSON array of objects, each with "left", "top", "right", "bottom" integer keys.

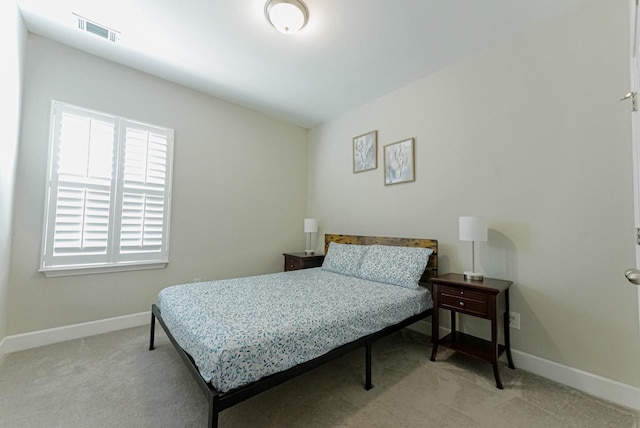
[{"left": 149, "top": 234, "right": 438, "bottom": 428}]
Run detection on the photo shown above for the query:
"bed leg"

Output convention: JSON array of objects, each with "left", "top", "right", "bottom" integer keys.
[
  {"left": 365, "top": 343, "right": 373, "bottom": 390},
  {"left": 149, "top": 309, "right": 156, "bottom": 351},
  {"left": 208, "top": 396, "right": 219, "bottom": 428}
]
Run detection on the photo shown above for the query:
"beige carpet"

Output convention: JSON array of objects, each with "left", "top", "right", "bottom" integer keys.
[{"left": 0, "top": 325, "right": 638, "bottom": 427}]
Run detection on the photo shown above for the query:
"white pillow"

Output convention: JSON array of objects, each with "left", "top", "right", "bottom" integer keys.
[
  {"left": 321, "top": 242, "right": 368, "bottom": 277},
  {"left": 358, "top": 245, "right": 433, "bottom": 289}
]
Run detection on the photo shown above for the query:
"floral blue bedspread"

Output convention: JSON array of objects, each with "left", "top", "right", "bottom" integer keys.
[{"left": 157, "top": 268, "right": 432, "bottom": 393}]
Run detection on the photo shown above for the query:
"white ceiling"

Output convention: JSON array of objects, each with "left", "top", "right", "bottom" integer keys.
[{"left": 17, "top": 0, "right": 593, "bottom": 128}]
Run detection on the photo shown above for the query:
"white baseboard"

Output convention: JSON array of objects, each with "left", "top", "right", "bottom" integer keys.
[
  {"left": 512, "top": 349, "right": 640, "bottom": 412},
  {"left": 409, "top": 319, "right": 640, "bottom": 412},
  {"left": 0, "top": 311, "right": 150, "bottom": 356}
]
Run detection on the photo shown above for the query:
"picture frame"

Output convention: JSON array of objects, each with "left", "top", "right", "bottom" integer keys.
[
  {"left": 384, "top": 138, "right": 415, "bottom": 185},
  {"left": 353, "top": 130, "right": 377, "bottom": 173}
]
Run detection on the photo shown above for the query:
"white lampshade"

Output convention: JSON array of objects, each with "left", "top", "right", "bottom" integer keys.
[
  {"left": 265, "top": 0, "right": 309, "bottom": 34},
  {"left": 459, "top": 216, "right": 487, "bottom": 242},
  {"left": 304, "top": 218, "right": 318, "bottom": 233}
]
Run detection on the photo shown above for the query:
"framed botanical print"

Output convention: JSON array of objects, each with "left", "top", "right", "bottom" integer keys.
[
  {"left": 353, "top": 130, "right": 377, "bottom": 173},
  {"left": 384, "top": 138, "right": 415, "bottom": 185}
]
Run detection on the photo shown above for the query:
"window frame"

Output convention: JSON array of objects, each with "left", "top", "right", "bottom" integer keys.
[{"left": 39, "top": 101, "right": 174, "bottom": 277}]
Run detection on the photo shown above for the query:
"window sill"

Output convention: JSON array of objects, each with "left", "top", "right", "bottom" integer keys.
[{"left": 39, "top": 261, "right": 168, "bottom": 277}]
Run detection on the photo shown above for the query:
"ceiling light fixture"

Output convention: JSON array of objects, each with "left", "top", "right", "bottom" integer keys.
[{"left": 265, "top": 0, "right": 309, "bottom": 34}]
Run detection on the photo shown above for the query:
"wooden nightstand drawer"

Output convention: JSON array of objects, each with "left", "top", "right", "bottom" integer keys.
[
  {"left": 439, "top": 285, "right": 488, "bottom": 302},
  {"left": 285, "top": 257, "right": 303, "bottom": 271},
  {"left": 440, "top": 294, "right": 489, "bottom": 317},
  {"left": 283, "top": 253, "right": 325, "bottom": 271},
  {"left": 284, "top": 257, "right": 302, "bottom": 271}
]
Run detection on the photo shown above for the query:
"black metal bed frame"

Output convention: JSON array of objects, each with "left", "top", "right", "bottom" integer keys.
[
  {"left": 149, "top": 234, "right": 438, "bottom": 428},
  {"left": 149, "top": 303, "right": 432, "bottom": 428}
]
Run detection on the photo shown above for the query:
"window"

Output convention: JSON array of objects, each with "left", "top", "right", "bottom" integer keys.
[{"left": 40, "top": 101, "right": 174, "bottom": 276}]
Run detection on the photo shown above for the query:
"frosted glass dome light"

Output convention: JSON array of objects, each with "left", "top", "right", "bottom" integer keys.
[{"left": 265, "top": 0, "right": 309, "bottom": 34}]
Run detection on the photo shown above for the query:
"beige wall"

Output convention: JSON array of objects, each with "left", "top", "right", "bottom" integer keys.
[
  {"left": 308, "top": 0, "right": 640, "bottom": 387},
  {"left": 0, "top": 2, "right": 26, "bottom": 343},
  {"left": 8, "top": 35, "right": 308, "bottom": 335}
]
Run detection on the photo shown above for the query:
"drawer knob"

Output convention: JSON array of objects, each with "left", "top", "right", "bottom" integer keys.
[
  {"left": 459, "top": 301, "right": 465, "bottom": 307},
  {"left": 460, "top": 291, "right": 464, "bottom": 295}
]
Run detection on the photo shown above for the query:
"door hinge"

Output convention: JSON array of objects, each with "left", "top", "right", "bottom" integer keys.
[
  {"left": 636, "top": 227, "right": 640, "bottom": 245},
  {"left": 621, "top": 92, "right": 638, "bottom": 112}
]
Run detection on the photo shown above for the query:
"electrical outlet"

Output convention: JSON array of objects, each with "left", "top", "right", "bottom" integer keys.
[
  {"left": 509, "top": 311, "right": 521, "bottom": 330},
  {"left": 192, "top": 277, "right": 202, "bottom": 283}
]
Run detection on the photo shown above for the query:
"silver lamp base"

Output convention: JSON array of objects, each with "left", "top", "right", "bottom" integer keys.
[{"left": 463, "top": 271, "right": 484, "bottom": 281}]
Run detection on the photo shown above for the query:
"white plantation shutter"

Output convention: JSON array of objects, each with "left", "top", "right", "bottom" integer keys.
[
  {"left": 118, "top": 122, "right": 170, "bottom": 258},
  {"left": 40, "top": 101, "right": 174, "bottom": 275},
  {"left": 45, "top": 104, "right": 115, "bottom": 264},
  {"left": 53, "top": 187, "right": 111, "bottom": 255}
]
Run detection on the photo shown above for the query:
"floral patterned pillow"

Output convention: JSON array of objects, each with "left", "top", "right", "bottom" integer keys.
[
  {"left": 358, "top": 245, "right": 433, "bottom": 289},
  {"left": 321, "top": 242, "right": 368, "bottom": 277}
]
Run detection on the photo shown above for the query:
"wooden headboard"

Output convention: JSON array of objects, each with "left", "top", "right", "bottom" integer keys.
[{"left": 324, "top": 234, "right": 438, "bottom": 283}]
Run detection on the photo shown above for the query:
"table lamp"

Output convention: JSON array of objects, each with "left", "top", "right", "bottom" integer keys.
[
  {"left": 459, "top": 216, "right": 487, "bottom": 280},
  {"left": 304, "top": 218, "right": 318, "bottom": 254}
]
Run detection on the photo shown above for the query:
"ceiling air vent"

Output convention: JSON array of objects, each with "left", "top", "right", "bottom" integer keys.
[{"left": 73, "top": 14, "right": 120, "bottom": 43}]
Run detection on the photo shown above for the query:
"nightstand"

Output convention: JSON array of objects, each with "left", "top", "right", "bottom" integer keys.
[
  {"left": 430, "top": 273, "right": 515, "bottom": 389},
  {"left": 283, "top": 253, "right": 325, "bottom": 271}
]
